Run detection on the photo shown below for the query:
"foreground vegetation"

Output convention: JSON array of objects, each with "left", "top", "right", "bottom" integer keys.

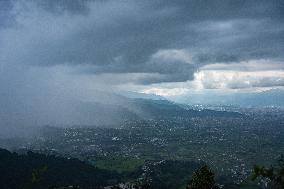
[
  {"left": 0, "top": 149, "right": 121, "bottom": 189},
  {"left": 1, "top": 148, "right": 284, "bottom": 189}
]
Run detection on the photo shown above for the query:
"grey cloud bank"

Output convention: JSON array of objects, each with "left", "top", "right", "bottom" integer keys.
[
  {"left": 2, "top": 0, "right": 284, "bottom": 77},
  {"left": 0, "top": 0, "right": 284, "bottom": 129}
]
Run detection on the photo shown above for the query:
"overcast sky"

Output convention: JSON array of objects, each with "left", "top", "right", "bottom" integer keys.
[{"left": 0, "top": 0, "right": 284, "bottom": 127}]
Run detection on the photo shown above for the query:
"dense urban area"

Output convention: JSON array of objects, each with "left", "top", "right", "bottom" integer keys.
[{"left": 1, "top": 102, "right": 284, "bottom": 189}]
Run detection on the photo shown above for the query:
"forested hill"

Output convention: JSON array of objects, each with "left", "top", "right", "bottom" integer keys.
[
  {"left": 0, "top": 148, "right": 121, "bottom": 189},
  {"left": 129, "top": 98, "right": 242, "bottom": 119}
]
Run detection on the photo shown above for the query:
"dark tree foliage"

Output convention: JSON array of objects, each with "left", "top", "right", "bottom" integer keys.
[
  {"left": 251, "top": 155, "right": 284, "bottom": 189},
  {"left": 0, "top": 148, "right": 121, "bottom": 189},
  {"left": 186, "top": 165, "right": 217, "bottom": 189},
  {"left": 143, "top": 160, "right": 201, "bottom": 189},
  {"left": 109, "top": 160, "right": 202, "bottom": 189}
]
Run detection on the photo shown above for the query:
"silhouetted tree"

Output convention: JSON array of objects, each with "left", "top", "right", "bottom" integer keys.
[
  {"left": 186, "top": 165, "right": 217, "bottom": 189},
  {"left": 251, "top": 155, "right": 284, "bottom": 189}
]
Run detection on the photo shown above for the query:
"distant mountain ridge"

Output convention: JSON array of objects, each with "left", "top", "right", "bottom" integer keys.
[
  {"left": 71, "top": 95, "right": 242, "bottom": 126},
  {"left": 120, "top": 91, "right": 167, "bottom": 100},
  {"left": 0, "top": 91, "right": 242, "bottom": 136},
  {"left": 171, "top": 88, "right": 284, "bottom": 107}
]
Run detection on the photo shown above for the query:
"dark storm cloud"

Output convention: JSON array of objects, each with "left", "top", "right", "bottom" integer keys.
[
  {"left": 1, "top": 0, "right": 284, "bottom": 84},
  {"left": 1, "top": 0, "right": 284, "bottom": 129},
  {"left": 35, "top": 0, "right": 91, "bottom": 15},
  {"left": 0, "top": 0, "right": 15, "bottom": 28}
]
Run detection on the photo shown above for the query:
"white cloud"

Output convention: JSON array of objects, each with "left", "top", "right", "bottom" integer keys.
[
  {"left": 142, "top": 87, "right": 189, "bottom": 96},
  {"left": 193, "top": 70, "right": 284, "bottom": 89},
  {"left": 193, "top": 59, "right": 284, "bottom": 89},
  {"left": 139, "top": 59, "right": 284, "bottom": 96},
  {"left": 201, "top": 59, "right": 284, "bottom": 71}
]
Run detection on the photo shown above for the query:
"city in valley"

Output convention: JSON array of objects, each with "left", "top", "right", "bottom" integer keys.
[{"left": 0, "top": 0, "right": 284, "bottom": 188}]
